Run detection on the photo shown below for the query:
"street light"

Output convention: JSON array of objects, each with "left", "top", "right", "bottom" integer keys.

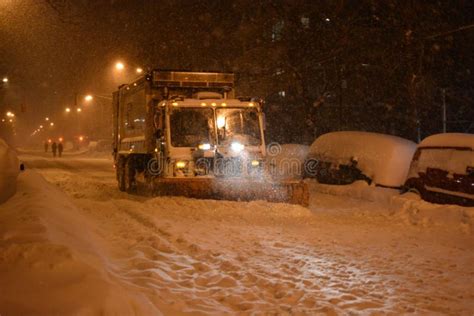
[
  {"left": 6, "top": 111, "right": 14, "bottom": 117},
  {"left": 77, "top": 108, "right": 82, "bottom": 113},
  {"left": 136, "top": 67, "right": 143, "bottom": 74},
  {"left": 65, "top": 107, "right": 71, "bottom": 113},
  {"left": 84, "top": 95, "right": 93, "bottom": 102},
  {"left": 50, "top": 122, "right": 54, "bottom": 126},
  {"left": 45, "top": 117, "right": 49, "bottom": 121},
  {"left": 115, "top": 62, "right": 125, "bottom": 71},
  {"left": 2, "top": 77, "right": 8, "bottom": 83}
]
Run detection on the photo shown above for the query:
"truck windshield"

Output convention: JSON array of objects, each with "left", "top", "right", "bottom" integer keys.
[
  {"left": 216, "top": 108, "right": 261, "bottom": 146},
  {"left": 170, "top": 107, "right": 214, "bottom": 147}
]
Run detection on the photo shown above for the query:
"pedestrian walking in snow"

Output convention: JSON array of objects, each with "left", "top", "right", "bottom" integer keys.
[
  {"left": 44, "top": 141, "right": 48, "bottom": 153},
  {"left": 58, "top": 142, "right": 63, "bottom": 157},
  {"left": 51, "top": 142, "right": 57, "bottom": 157}
]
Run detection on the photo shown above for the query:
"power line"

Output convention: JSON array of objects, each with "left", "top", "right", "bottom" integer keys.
[{"left": 425, "top": 23, "right": 474, "bottom": 40}]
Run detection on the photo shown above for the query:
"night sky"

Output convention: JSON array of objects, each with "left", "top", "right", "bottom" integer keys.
[{"left": 1, "top": 0, "right": 473, "bottom": 143}]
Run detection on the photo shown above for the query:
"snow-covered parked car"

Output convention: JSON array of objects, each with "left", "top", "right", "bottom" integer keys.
[
  {"left": 404, "top": 133, "right": 474, "bottom": 207},
  {"left": 0, "top": 138, "right": 20, "bottom": 203},
  {"left": 304, "top": 131, "right": 417, "bottom": 188}
]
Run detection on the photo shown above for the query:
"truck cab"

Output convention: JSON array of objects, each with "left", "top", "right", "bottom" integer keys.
[{"left": 155, "top": 95, "right": 266, "bottom": 179}]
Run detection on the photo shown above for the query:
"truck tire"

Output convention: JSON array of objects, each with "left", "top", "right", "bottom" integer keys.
[
  {"left": 117, "top": 156, "right": 137, "bottom": 193},
  {"left": 117, "top": 157, "right": 127, "bottom": 192},
  {"left": 124, "top": 157, "right": 137, "bottom": 193}
]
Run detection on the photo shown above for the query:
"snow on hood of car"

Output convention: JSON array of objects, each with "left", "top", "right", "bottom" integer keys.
[{"left": 308, "top": 131, "right": 417, "bottom": 188}]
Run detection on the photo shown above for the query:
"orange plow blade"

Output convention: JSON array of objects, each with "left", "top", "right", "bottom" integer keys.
[{"left": 150, "top": 178, "right": 309, "bottom": 206}]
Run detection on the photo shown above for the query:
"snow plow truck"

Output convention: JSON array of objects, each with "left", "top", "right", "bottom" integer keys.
[{"left": 112, "top": 70, "right": 308, "bottom": 206}]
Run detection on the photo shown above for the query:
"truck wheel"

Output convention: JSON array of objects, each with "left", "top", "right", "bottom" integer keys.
[
  {"left": 124, "top": 157, "right": 137, "bottom": 193},
  {"left": 117, "top": 157, "right": 127, "bottom": 192}
]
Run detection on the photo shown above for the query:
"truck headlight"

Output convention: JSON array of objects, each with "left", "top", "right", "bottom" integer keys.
[
  {"left": 175, "top": 161, "right": 187, "bottom": 169},
  {"left": 231, "top": 142, "right": 245, "bottom": 152},
  {"left": 198, "top": 143, "right": 211, "bottom": 150},
  {"left": 251, "top": 160, "right": 260, "bottom": 167}
]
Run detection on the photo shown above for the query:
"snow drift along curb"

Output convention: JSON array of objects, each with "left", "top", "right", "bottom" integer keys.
[
  {"left": 0, "top": 170, "right": 155, "bottom": 315},
  {"left": 0, "top": 138, "right": 19, "bottom": 204}
]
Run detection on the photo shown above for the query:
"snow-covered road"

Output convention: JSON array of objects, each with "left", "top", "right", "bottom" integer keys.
[{"left": 2, "top": 152, "right": 473, "bottom": 315}]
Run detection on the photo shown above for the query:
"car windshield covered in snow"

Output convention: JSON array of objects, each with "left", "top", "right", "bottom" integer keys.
[
  {"left": 405, "top": 146, "right": 474, "bottom": 206},
  {"left": 216, "top": 108, "right": 261, "bottom": 146},
  {"left": 409, "top": 147, "right": 474, "bottom": 177},
  {"left": 170, "top": 108, "right": 214, "bottom": 147}
]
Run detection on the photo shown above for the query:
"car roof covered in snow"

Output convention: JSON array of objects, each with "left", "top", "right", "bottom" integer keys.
[
  {"left": 419, "top": 133, "right": 474, "bottom": 150},
  {"left": 308, "top": 131, "right": 417, "bottom": 187}
]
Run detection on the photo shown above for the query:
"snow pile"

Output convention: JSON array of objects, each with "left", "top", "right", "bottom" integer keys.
[
  {"left": 308, "top": 131, "right": 417, "bottom": 187},
  {"left": 266, "top": 144, "right": 309, "bottom": 179},
  {"left": 308, "top": 180, "right": 400, "bottom": 205},
  {"left": 0, "top": 170, "right": 154, "bottom": 314},
  {"left": 391, "top": 193, "right": 474, "bottom": 233},
  {"left": 0, "top": 138, "right": 19, "bottom": 203},
  {"left": 309, "top": 181, "right": 474, "bottom": 232}
]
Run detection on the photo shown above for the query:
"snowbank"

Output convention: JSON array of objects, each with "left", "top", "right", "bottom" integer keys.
[
  {"left": 391, "top": 193, "right": 474, "bottom": 232},
  {"left": 420, "top": 133, "right": 474, "bottom": 149},
  {"left": 308, "top": 180, "right": 474, "bottom": 233},
  {"left": 0, "top": 170, "right": 154, "bottom": 314},
  {"left": 308, "top": 131, "right": 417, "bottom": 187},
  {"left": 266, "top": 144, "right": 309, "bottom": 179},
  {"left": 308, "top": 180, "right": 400, "bottom": 205},
  {"left": 0, "top": 138, "right": 19, "bottom": 203}
]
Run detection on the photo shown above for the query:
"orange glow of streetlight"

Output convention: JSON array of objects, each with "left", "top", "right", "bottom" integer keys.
[
  {"left": 84, "top": 95, "right": 93, "bottom": 102},
  {"left": 115, "top": 62, "right": 125, "bottom": 71},
  {"left": 136, "top": 67, "right": 143, "bottom": 74},
  {"left": 50, "top": 122, "right": 54, "bottom": 126},
  {"left": 65, "top": 107, "right": 71, "bottom": 113},
  {"left": 79, "top": 136, "right": 84, "bottom": 142},
  {"left": 59, "top": 137, "right": 63, "bottom": 142},
  {"left": 77, "top": 108, "right": 82, "bottom": 113},
  {"left": 45, "top": 117, "right": 49, "bottom": 121},
  {"left": 2, "top": 77, "right": 8, "bottom": 83}
]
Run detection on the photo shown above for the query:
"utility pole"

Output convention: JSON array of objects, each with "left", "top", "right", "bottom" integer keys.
[{"left": 442, "top": 88, "right": 447, "bottom": 133}]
